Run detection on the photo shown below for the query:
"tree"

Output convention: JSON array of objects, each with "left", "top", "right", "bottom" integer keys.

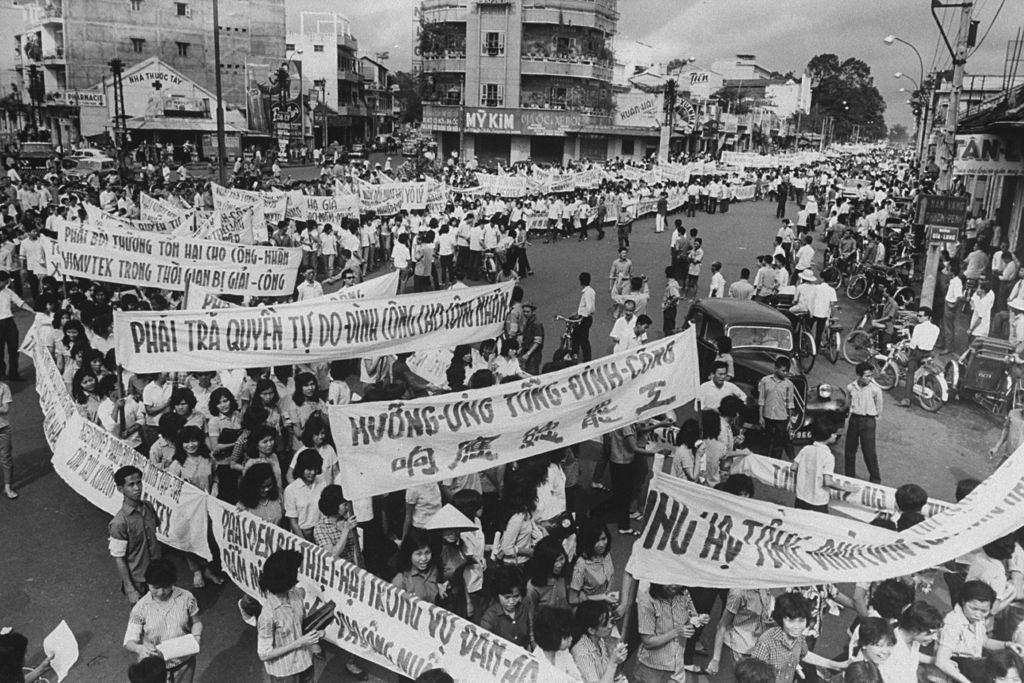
[
  {"left": 666, "top": 58, "right": 692, "bottom": 73},
  {"left": 888, "top": 124, "right": 910, "bottom": 144},
  {"left": 392, "top": 70, "right": 422, "bottom": 124},
  {"left": 711, "top": 86, "right": 752, "bottom": 114},
  {"left": 807, "top": 52, "right": 887, "bottom": 141}
]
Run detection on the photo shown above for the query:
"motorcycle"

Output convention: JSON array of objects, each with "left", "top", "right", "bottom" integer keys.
[{"left": 875, "top": 338, "right": 949, "bottom": 412}]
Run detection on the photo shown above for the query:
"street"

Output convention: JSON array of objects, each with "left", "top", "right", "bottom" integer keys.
[{"left": 0, "top": 197, "right": 1001, "bottom": 681}]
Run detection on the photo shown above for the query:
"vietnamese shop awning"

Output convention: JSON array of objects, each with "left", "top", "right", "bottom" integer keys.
[{"left": 124, "top": 116, "right": 247, "bottom": 133}]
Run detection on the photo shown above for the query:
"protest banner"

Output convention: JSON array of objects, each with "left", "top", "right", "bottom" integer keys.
[
  {"left": 301, "top": 194, "right": 361, "bottom": 224},
  {"left": 211, "top": 182, "right": 287, "bottom": 224},
  {"left": 183, "top": 271, "right": 401, "bottom": 310},
  {"left": 208, "top": 498, "right": 567, "bottom": 682},
  {"left": 31, "top": 334, "right": 76, "bottom": 449},
  {"left": 204, "top": 205, "right": 257, "bottom": 244},
  {"left": 51, "top": 412, "right": 212, "bottom": 560},
  {"left": 58, "top": 224, "right": 302, "bottom": 297},
  {"left": 732, "top": 452, "right": 952, "bottom": 521},
  {"left": 113, "top": 281, "right": 514, "bottom": 373},
  {"left": 330, "top": 329, "right": 699, "bottom": 499},
  {"left": 141, "top": 192, "right": 189, "bottom": 221},
  {"left": 84, "top": 203, "right": 193, "bottom": 234},
  {"left": 626, "top": 452, "right": 1024, "bottom": 588}
]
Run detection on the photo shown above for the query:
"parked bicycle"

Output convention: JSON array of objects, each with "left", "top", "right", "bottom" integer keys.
[
  {"left": 874, "top": 337, "right": 949, "bottom": 412},
  {"left": 819, "top": 305, "right": 842, "bottom": 364},
  {"left": 845, "top": 261, "right": 915, "bottom": 307},
  {"left": 821, "top": 250, "right": 859, "bottom": 289}
]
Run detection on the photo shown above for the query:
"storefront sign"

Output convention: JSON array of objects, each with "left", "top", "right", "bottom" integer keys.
[
  {"left": 917, "top": 194, "right": 968, "bottom": 229},
  {"left": 421, "top": 106, "right": 460, "bottom": 132},
  {"left": 614, "top": 93, "right": 663, "bottom": 128},
  {"left": 954, "top": 134, "right": 1024, "bottom": 175},
  {"left": 459, "top": 106, "right": 608, "bottom": 137},
  {"left": 46, "top": 90, "right": 106, "bottom": 107},
  {"left": 927, "top": 225, "right": 960, "bottom": 248}
]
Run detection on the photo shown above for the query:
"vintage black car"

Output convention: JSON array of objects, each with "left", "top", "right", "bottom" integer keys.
[{"left": 685, "top": 298, "right": 850, "bottom": 443}]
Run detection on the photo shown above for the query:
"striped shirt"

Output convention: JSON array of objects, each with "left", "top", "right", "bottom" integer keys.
[
  {"left": 123, "top": 587, "right": 198, "bottom": 668},
  {"left": 571, "top": 634, "right": 628, "bottom": 683},
  {"left": 637, "top": 591, "right": 698, "bottom": 671},
  {"left": 257, "top": 588, "right": 313, "bottom": 678}
]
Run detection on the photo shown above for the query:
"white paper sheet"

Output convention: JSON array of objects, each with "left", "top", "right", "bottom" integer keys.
[
  {"left": 42, "top": 620, "right": 78, "bottom": 682},
  {"left": 156, "top": 634, "right": 200, "bottom": 660}
]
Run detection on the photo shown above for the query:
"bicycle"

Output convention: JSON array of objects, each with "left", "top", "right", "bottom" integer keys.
[
  {"left": 819, "top": 305, "right": 842, "bottom": 364},
  {"left": 876, "top": 338, "right": 949, "bottom": 412},
  {"left": 821, "top": 250, "right": 859, "bottom": 289},
  {"left": 785, "top": 310, "right": 817, "bottom": 374},
  {"left": 845, "top": 261, "right": 915, "bottom": 307},
  {"left": 555, "top": 314, "right": 582, "bottom": 358}
]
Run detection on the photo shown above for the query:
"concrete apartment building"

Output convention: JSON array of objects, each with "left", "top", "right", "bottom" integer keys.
[
  {"left": 418, "top": 0, "right": 620, "bottom": 165},
  {"left": 15, "top": 0, "right": 284, "bottom": 144}
]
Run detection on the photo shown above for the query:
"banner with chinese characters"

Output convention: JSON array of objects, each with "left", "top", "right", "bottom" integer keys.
[
  {"left": 113, "top": 281, "right": 514, "bottom": 373},
  {"left": 329, "top": 329, "right": 700, "bottom": 500}
]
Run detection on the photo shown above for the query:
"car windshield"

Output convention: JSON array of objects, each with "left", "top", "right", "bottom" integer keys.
[{"left": 729, "top": 325, "right": 793, "bottom": 351}]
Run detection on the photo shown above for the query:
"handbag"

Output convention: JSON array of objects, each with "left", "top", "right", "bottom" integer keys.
[{"left": 301, "top": 600, "right": 337, "bottom": 633}]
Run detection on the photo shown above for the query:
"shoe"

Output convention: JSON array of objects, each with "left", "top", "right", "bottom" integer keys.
[
  {"left": 684, "top": 664, "right": 709, "bottom": 675},
  {"left": 345, "top": 661, "right": 368, "bottom": 680},
  {"left": 896, "top": 399, "right": 911, "bottom": 407},
  {"left": 192, "top": 571, "right": 205, "bottom": 589},
  {"left": 592, "top": 482, "right": 608, "bottom": 491},
  {"left": 4, "top": 487, "right": 17, "bottom": 499},
  {"left": 618, "top": 528, "right": 641, "bottom": 536}
]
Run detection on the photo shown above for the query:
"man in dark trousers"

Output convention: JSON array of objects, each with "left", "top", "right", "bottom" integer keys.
[
  {"left": 845, "top": 361, "right": 883, "bottom": 483},
  {"left": 775, "top": 175, "right": 789, "bottom": 219}
]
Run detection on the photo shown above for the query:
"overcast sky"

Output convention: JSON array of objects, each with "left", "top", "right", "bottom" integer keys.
[{"left": 290, "top": 0, "right": 1022, "bottom": 129}]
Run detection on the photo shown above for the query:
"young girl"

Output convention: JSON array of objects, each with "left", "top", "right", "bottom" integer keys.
[
  {"left": 289, "top": 415, "right": 337, "bottom": 484},
  {"left": 533, "top": 607, "right": 581, "bottom": 678},
  {"left": 207, "top": 387, "right": 242, "bottom": 502},
  {"left": 670, "top": 419, "right": 704, "bottom": 483},
  {"left": 53, "top": 319, "right": 88, "bottom": 373},
  {"left": 70, "top": 367, "right": 101, "bottom": 424},
  {"left": 170, "top": 387, "right": 207, "bottom": 431},
  {"left": 62, "top": 342, "right": 88, "bottom": 391},
  {"left": 431, "top": 513, "right": 472, "bottom": 619},
  {"left": 391, "top": 528, "right": 442, "bottom": 604},
  {"left": 148, "top": 413, "right": 184, "bottom": 471},
  {"left": 569, "top": 519, "right": 617, "bottom": 606},
  {"left": 526, "top": 536, "right": 570, "bottom": 621},
  {"left": 479, "top": 565, "right": 531, "bottom": 649},
  {"left": 168, "top": 425, "right": 223, "bottom": 588},
  {"left": 84, "top": 348, "right": 112, "bottom": 382},
  {"left": 286, "top": 372, "right": 325, "bottom": 450},
  {"left": 571, "top": 601, "right": 629, "bottom": 683},
  {"left": 498, "top": 475, "right": 546, "bottom": 566},
  {"left": 241, "top": 424, "right": 283, "bottom": 486},
  {"left": 236, "top": 462, "right": 284, "bottom": 526},
  {"left": 256, "top": 550, "right": 323, "bottom": 681},
  {"left": 636, "top": 584, "right": 704, "bottom": 683}
]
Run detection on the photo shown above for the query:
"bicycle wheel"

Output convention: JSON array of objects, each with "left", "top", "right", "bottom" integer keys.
[
  {"left": 842, "top": 329, "right": 873, "bottom": 364},
  {"left": 797, "top": 330, "right": 816, "bottom": 374},
  {"left": 846, "top": 275, "right": 867, "bottom": 300},
  {"left": 822, "top": 266, "right": 842, "bottom": 288},
  {"left": 827, "top": 330, "right": 841, "bottom": 364},
  {"left": 876, "top": 361, "right": 898, "bottom": 391},
  {"left": 916, "top": 373, "right": 945, "bottom": 412}
]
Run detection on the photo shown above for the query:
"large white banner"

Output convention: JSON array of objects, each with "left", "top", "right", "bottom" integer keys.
[
  {"left": 209, "top": 499, "right": 565, "bottom": 682},
  {"left": 58, "top": 224, "right": 302, "bottom": 297},
  {"left": 184, "top": 271, "right": 401, "bottom": 310},
  {"left": 626, "top": 455, "right": 1024, "bottom": 588},
  {"left": 85, "top": 203, "right": 193, "bottom": 234},
  {"left": 52, "top": 411, "right": 212, "bottom": 560},
  {"left": 113, "top": 281, "right": 514, "bottom": 373},
  {"left": 32, "top": 333, "right": 77, "bottom": 448},
  {"left": 330, "top": 330, "right": 700, "bottom": 500},
  {"left": 211, "top": 182, "right": 288, "bottom": 224},
  {"left": 299, "top": 195, "right": 361, "bottom": 224}
]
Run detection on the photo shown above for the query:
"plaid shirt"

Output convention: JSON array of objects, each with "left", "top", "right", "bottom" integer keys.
[
  {"left": 637, "top": 591, "right": 698, "bottom": 671},
  {"left": 750, "top": 626, "right": 808, "bottom": 683},
  {"left": 313, "top": 517, "right": 360, "bottom": 566}
]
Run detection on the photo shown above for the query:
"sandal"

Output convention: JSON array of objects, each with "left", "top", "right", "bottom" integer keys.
[
  {"left": 618, "top": 528, "right": 641, "bottom": 536},
  {"left": 192, "top": 571, "right": 205, "bottom": 589}
]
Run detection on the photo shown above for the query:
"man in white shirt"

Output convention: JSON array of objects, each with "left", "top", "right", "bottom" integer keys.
[
  {"left": 296, "top": 266, "right": 324, "bottom": 301},
  {"left": 896, "top": 306, "right": 940, "bottom": 408},
  {"left": 0, "top": 270, "right": 32, "bottom": 380},
  {"left": 18, "top": 228, "right": 46, "bottom": 303},
  {"left": 708, "top": 261, "right": 725, "bottom": 298},
  {"left": 696, "top": 362, "right": 745, "bottom": 412},
  {"left": 794, "top": 235, "right": 816, "bottom": 272},
  {"left": 609, "top": 299, "right": 638, "bottom": 353},
  {"left": 574, "top": 272, "right": 596, "bottom": 361},
  {"left": 811, "top": 278, "right": 838, "bottom": 351}
]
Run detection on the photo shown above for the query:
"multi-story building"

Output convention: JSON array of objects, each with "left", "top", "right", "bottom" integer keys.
[
  {"left": 418, "top": 0, "right": 621, "bottom": 165},
  {"left": 359, "top": 55, "right": 396, "bottom": 141},
  {"left": 14, "top": 0, "right": 284, "bottom": 144},
  {"left": 286, "top": 12, "right": 368, "bottom": 146}
]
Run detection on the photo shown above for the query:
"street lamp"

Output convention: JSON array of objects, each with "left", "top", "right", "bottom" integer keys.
[
  {"left": 895, "top": 72, "right": 920, "bottom": 91},
  {"left": 883, "top": 35, "right": 924, "bottom": 88}
]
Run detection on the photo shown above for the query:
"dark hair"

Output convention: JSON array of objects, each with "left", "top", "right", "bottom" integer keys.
[
  {"left": 809, "top": 420, "right": 836, "bottom": 442},
  {"left": 716, "top": 474, "right": 755, "bottom": 497},
  {"left": 574, "top": 601, "right": 611, "bottom": 635},
  {"left": 127, "top": 655, "right": 168, "bottom": 683},
  {"left": 143, "top": 558, "right": 178, "bottom": 587},
  {"left": 529, "top": 536, "right": 568, "bottom": 587},
  {"left": 292, "top": 371, "right": 319, "bottom": 407},
  {"left": 238, "top": 462, "right": 279, "bottom": 509},
  {"left": 247, "top": 424, "right": 280, "bottom": 461},
  {"left": 318, "top": 484, "right": 345, "bottom": 516},
  {"left": 254, "top": 378, "right": 279, "bottom": 407},
  {"left": 157, "top": 411, "right": 186, "bottom": 441},
  {"left": 649, "top": 583, "right": 685, "bottom": 601},
  {"left": 576, "top": 518, "right": 611, "bottom": 559},
  {"left": 712, "top": 360, "right": 729, "bottom": 374},
  {"left": 300, "top": 414, "right": 334, "bottom": 450},
  {"left": 292, "top": 448, "right": 323, "bottom": 477},
  {"left": 71, "top": 367, "right": 97, "bottom": 404},
  {"left": 114, "top": 464, "right": 143, "bottom": 487},
  {"left": 719, "top": 394, "right": 745, "bottom": 419},
  {"left": 394, "top": 528, "right": 433, "bottom": 574},
  {"left": 869, "top": 579, "right": 916, "bottom": 619},
  {"left": 716, "top": 336, "right": 732, "bottom": 353},
  {"left": 534, "top": 607, "right": 573, "bottom": 652},
  {"left": 897, "top": 601, "right": 943, "bottom": 634},
  {"left": 983, "top": 533, "right": 1019, "bottom": 561},
  {"left": 170, "top": 386, "right": 197, "bottom": 412},
  {"left": 700, "top": 410, "right": 721, "bottom": 440},
  {"left": 413, "top": 669, "right": 455, "bottom": 683},
  {"left": 984, "top": 650, "right": 1024, "bottom": 681},
  {"left": 855, "top": 361, "right": 874, "bottom": 377},
  {"left": 174, "top": 425, "right": 211, "bottom": 465},
  {"left": 774, "top": 356, "right": 791, "bottom": 370},
  {"left": 857, "top": 617, "right": 896, "bottom": 648},
  {"left": 241, "top": 404, "right": 271, "bottom": 431},
  {"left": 451, "top": 488, "right": 482, "bottom": 519},
  {"left": 490, "top": 564, "right": 524, "bottom": 598},
  {"left": 258, "top": 549, "right": 302, "bottom": 594},
  {"left": 734, "top": 657, "right": 777, "bottom": 683},
  {"left": 895, "top": 484, "right": 927, "bottom": 513},
  {"left": 918, "top": 306, "right": 932, "bottom": 319},
  {"left": 208, "top": 387, "right": 238, "bottom": 416},
  {"left": 579, "top": 272, "right": 591, "bottom": 286},
  {"left": 956, "top": 478, "right": 981, "bottom": 502},
  {"left": 0, "top": 632, "right": 28, "bottom": 683},
  {"left": 675, "top": 418, "right": 700, "bottom": 451},
  {"left": 771, "top": 592, "right": 811, "bottom": 625},
  {"left": 843, "top": 661, "right": 883, "bottom": 683},
  {"left": 740, "top": 267, "right": 751, "bottom": 279}
]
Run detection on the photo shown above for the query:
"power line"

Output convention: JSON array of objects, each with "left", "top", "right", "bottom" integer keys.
[{"left": 969, "top": 0, "right": 1007, "bottom": 57}]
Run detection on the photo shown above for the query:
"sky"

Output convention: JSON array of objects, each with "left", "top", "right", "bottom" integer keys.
[{"left": 288, "top": 0, "right": 1023, "bottom": 130}]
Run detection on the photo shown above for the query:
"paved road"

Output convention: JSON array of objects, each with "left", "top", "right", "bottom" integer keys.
[{"left": 0, "top": 198, "right": 1000, "bottom": 681}]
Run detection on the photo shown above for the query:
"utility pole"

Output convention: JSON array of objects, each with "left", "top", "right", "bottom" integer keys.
[
  {"left": 659, "top": 79, "right": 676, "bottom": 162},
  {"left": 212, "top": 0, "right": 226, "bottom": 184},
  {"left": 921, "top": 0, "right": 973, "bottom": 309}
]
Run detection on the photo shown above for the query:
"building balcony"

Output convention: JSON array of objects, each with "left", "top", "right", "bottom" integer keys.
[
  {"left": 337, "top": 70, "right": 362, "bottom": 83},
  {"left": 522, "top": 2, "right": 617, "bottom": 32},
  {"left": 421, "top": 54, "right": 466, "bottom": 73},
  {"left": 24, "top": 2, "right": 63, "bottom": 29},
  {"left": 42, "top": 48, "right": 65, "bottom": 65},
  {"left": 525, "top": 0, "right": 617, "bottom": 18},
  {"left": 520, "top": 55, "right": 612, "bottom": 81},
  {"left": 419, "top": 0, "right": 469, "bottom": 23}
]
